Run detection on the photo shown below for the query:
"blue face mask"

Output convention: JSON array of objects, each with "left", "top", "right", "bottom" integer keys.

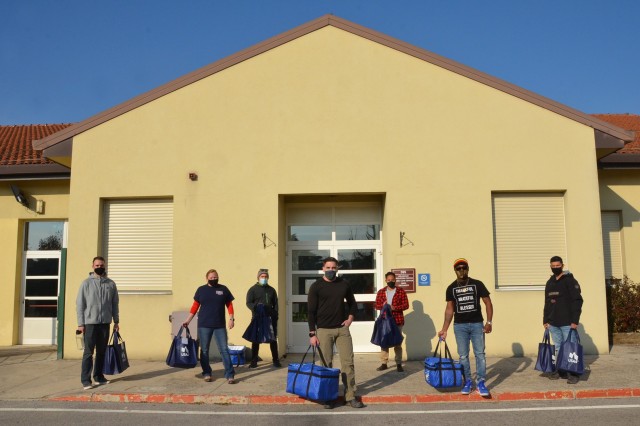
[
  {"left": 324, "top": 270, "right": 337, "bottom": 281},
  {"left": 259, "top": 278, "right": 268, "bottom": 285}
]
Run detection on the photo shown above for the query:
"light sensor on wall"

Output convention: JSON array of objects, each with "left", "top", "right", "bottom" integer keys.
[{"left": 10, "top": 185, "right": 28, "bottom": 207}]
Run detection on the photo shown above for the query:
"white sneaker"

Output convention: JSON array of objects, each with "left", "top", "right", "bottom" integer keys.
[{"left": 83, "top": 384, "right": 94, "bottom": 390}]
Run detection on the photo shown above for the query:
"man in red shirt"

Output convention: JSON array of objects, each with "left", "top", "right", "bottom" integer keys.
[{"left": 374, "top": 271, "right": 409, "bottom": 372}]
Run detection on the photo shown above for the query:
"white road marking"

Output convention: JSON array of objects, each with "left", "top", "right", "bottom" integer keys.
[{"left": 1, "top": 404, "right": 640, "bottom": 416}]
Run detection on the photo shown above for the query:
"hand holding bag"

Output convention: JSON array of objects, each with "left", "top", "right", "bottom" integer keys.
[
  {"left": 534, "top": 329, "right": 555, "bottom": 373},
  {"left": 103, "top": 330, "right": 130, "bottom": 375},
  {"left": 370, "top": 304, "right": 404, "bottom": 348},
  {"left": 166, "top": 325, "right": 199, "bottom": 368},
  {"left": 286, "top": 345, "right": 340, "bottom": 402},
  {"left": 424, "top": 338, "right": 465, "bottom": 389},
  {"left": 556, "top": 328, "right": 584, "bottom": 375}
]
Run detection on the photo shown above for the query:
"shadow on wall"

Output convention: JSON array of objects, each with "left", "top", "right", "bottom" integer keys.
[
  {"left": 485, "top": 342, "right": 531, "bottom": 388},
  {"left": 403, "top": 300, "right": 437, "bottom": 360},
  {"left": 578, "top": 324, "right": 599, "bottom": 357}
]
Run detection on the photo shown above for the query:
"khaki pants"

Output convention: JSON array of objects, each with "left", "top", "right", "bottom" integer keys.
[
  {"left": 316, "top": 326, "right": 356, "bottom": 402},
  {"left": 380, "top": 325, "right": 403, "bottom": 365}
]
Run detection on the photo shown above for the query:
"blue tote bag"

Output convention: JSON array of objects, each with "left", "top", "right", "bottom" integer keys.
[
  {"left": 286, "top": 345, "right": 340, "bottom": 402},
  {"left": 424, "top": 339, "right": 465, "bottom": 389},
  {"left": 556, "top": 328, "right": 584, "bottom": 375},
  {"left": 370, "top": 304, "right": 404, "bottom": 348},
  {"left": 534, "top": 329, "right": 555, "bottom": 373},
  {"left": 103, "top": 330, "right": 130, "bottom": 375},
  {"left": 166, "top": 326, "right": 199, "bottom": 368},
  {"left": 243, "top": 304, "right": 276, "bottom": 344}
]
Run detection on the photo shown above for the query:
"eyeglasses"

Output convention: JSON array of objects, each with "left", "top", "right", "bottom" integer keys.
[{"left": 455, "top": 266, "right": 468, "bottom": 271}]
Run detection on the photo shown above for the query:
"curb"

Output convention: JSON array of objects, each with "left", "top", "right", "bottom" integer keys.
[{"left": 49, "top": 388, "right": 640, "bottom": 405}]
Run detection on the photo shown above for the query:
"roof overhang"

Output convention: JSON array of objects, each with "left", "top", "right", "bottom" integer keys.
[
  {"left": 594, "top": 129, "right": 628, "bottom": 160},
  {"left": 0, "top": 163, "right": 71, "bottom": 181},
  {"left": 598, "top": 153, "right": 640, "bottom": 169},
  {"left": 42, "top": 138, "right": 73, "bottom": 167}
]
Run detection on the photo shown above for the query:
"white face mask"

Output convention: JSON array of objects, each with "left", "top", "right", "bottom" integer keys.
[{"left": 259, "top": 278, "right": 268, "bottom": 285}]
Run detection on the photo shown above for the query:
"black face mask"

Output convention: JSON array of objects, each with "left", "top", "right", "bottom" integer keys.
[
  {"left": 324, "top": 270, "right": 337, "bottom": 281},
  {"left": 94, "top": 267, "right": 105, "bottom": 276},
  {"left": 208, "top": 279, "right": 219, "bottom": 285},
  {"left": 387, "top": 281, "right": 396, "bottom": 289},
  {"left": 551, "top": 267, "right": 563, "bottom": 276}
]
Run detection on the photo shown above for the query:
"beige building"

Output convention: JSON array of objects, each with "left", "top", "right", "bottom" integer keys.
[{"left": 1, "top": 16, "right": 636, "bottom": 360}]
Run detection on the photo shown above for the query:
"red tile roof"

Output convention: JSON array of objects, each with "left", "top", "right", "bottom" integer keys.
[
  {"left": 0, "top": 124, "right": 72, "bottom": 166},
  {"left": 592, "top": 114, "right": 640, "bottom": 154}
]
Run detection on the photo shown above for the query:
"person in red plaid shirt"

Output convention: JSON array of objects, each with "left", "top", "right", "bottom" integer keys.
[{"left": 374, "top": 271, "right": 409, "bottom": 372}]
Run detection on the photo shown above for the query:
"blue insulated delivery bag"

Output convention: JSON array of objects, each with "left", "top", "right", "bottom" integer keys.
[
  {"left": 424, "top": 339, "right": 465, "bottom": 389},
  {"left": 286, "top": 345, "right": 339, "bottom": 402}
]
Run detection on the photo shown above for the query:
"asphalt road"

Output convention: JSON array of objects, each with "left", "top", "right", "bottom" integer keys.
[{"left": 1, "top": 399, "right": 639, "bottom": 425}]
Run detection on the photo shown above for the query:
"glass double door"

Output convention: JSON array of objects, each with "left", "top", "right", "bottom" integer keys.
[{"left": 287, "top": 243, "right": 382, "bottom": 353}]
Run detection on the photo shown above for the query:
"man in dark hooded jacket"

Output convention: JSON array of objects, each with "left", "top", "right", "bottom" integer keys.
[
  {"left": 246, "top": 268, "right": 280, "bottom": 368},
  {"left": 543, "top": 255, "right": 583, "bottom": 384}
]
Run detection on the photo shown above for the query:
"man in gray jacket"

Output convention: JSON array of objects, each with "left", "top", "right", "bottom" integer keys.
[{"left": 76, "top": 256, "right": 120, "bottom": 390}]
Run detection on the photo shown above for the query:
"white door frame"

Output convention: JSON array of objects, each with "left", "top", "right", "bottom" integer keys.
[
  {"left": 20, "top": 221, "right": 67, "bottom": 345},
  {"left": 285, "top": 203, "right": 383, "bottom": 353}
]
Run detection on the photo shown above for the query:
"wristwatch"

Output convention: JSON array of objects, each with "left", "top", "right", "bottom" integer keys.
[
  {"left": 309, "top": 332, "right": 316, "bottom": 337},
  {"left": 486, "top": 321, "right": 492, "bottom": 325}
]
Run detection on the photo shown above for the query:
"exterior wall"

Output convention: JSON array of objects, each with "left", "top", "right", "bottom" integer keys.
[
  {"left": 62, "top": 26, "right": 608, "bottom": 358},
  {"left": 0, "top": 180, "right": 69, "bottom": 345},
  {"left": 599, "top": 169, "right": 640, "bottom": 282}
]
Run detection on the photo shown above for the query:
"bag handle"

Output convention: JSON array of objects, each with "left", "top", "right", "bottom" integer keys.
[
  {"left": 177, "top": 325, "right": 193, "bottom": 339},
  {"left": 568, "top": 328, "right": 581, "bottom": 343},
  {"left": 432, "top": 337, "right": 454, "bottom": 360},
  {"left": 379, "top": 304, "right": 393, "bottom": 319},
  {"left": 542, "top": 329, "right": 551, "bottom": 344}
]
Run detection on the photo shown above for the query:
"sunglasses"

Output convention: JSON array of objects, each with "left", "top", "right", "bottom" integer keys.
[{"left": 455, "top": 266, "right": 468, "bottom": 271}]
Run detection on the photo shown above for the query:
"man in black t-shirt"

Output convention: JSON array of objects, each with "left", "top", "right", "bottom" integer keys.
[{"left": 438, "top": 258, "right": 493, "bottom": 397}]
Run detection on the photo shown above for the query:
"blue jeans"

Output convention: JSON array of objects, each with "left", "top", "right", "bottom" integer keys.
[
  {"left": 198, "top": 327, "right": 235, "bottom": 379},
  {"left": 453, "top": 322, "right": 486, "bottom": 382},
  {"left": 548, "top": 325, "right": 577, "bottom": 361}
]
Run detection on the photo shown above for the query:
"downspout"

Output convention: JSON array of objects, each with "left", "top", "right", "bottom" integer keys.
[{"left": 56, "top": 247, "right": 67, "bottom": 359}]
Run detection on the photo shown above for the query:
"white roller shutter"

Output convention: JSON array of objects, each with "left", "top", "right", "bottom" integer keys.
[
  {"left": 601, "top": 211, "right": 623, "bottom": 280},
  {"left": 103, "top": 199, "right": 173, "bottom": 293},
  {"left": 492, "top": 193, "right": 567, "bottom": 289}
]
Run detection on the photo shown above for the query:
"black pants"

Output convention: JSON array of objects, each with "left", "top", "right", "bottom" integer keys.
[
  {"left": 251, "top": 317, "right": 279, "bottom": 363},
  {"left": 81, "top": 323, "right": 110, "bottom": 385}
]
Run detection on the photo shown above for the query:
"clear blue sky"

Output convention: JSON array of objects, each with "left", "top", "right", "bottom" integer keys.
[{"left": 1, "top": 0, "right": 638, "bottom": 124}]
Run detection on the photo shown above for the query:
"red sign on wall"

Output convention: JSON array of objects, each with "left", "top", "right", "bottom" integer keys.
[{"left": 390, "top": 268, "right": 416, "bottom": 293}]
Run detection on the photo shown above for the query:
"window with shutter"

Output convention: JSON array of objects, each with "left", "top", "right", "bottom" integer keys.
[
  {"left": 103, "top": 199, "right": 173, "bottom": 293},
  {"left": 492, "top": 193, "right": 567, "bottom": 290}
]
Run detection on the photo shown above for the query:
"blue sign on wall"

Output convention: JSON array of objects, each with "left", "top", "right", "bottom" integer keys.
[{"left": 418, "top": 273, "right": 430, "bottom": 286}]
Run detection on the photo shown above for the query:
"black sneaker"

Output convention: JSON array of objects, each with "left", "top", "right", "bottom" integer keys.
[
  {"left": 396, "top": 364, "right": 404, "bottom": 372},
  {"left": 376, "top": 364, "right": 387, "bottom": 371},
  {"left": 323, "top": 400, "right": 339, "bottom": 409},
  {"left": 348, "top": 399, "right": 365, "bottom": 408},
  {"left": 249, "top": 361, "right": 258, "bottom": 368},
  {"left": 273, "top": 360, "right": 282, "bottom": 368},
  {"left": 567, "top": 374, "right": 579, "bottom": 384}
]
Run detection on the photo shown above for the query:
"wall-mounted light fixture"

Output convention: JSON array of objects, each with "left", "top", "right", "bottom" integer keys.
[
  {"left": 400, "top": 231, "right": 414, "bottom": 248},
  {"left": 262, "top": 233, "right": 276, "bottom": 249},
  {"left": 189, "top": 172, "right": 198, "bottom": 181},
  {"left": 10, "top": 185, "right": 28, "bottom": 207}
]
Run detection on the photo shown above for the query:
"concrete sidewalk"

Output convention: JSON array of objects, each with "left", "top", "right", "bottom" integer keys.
[{"left": 0, "top": 344, "right": 639, "bottom": 405}]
